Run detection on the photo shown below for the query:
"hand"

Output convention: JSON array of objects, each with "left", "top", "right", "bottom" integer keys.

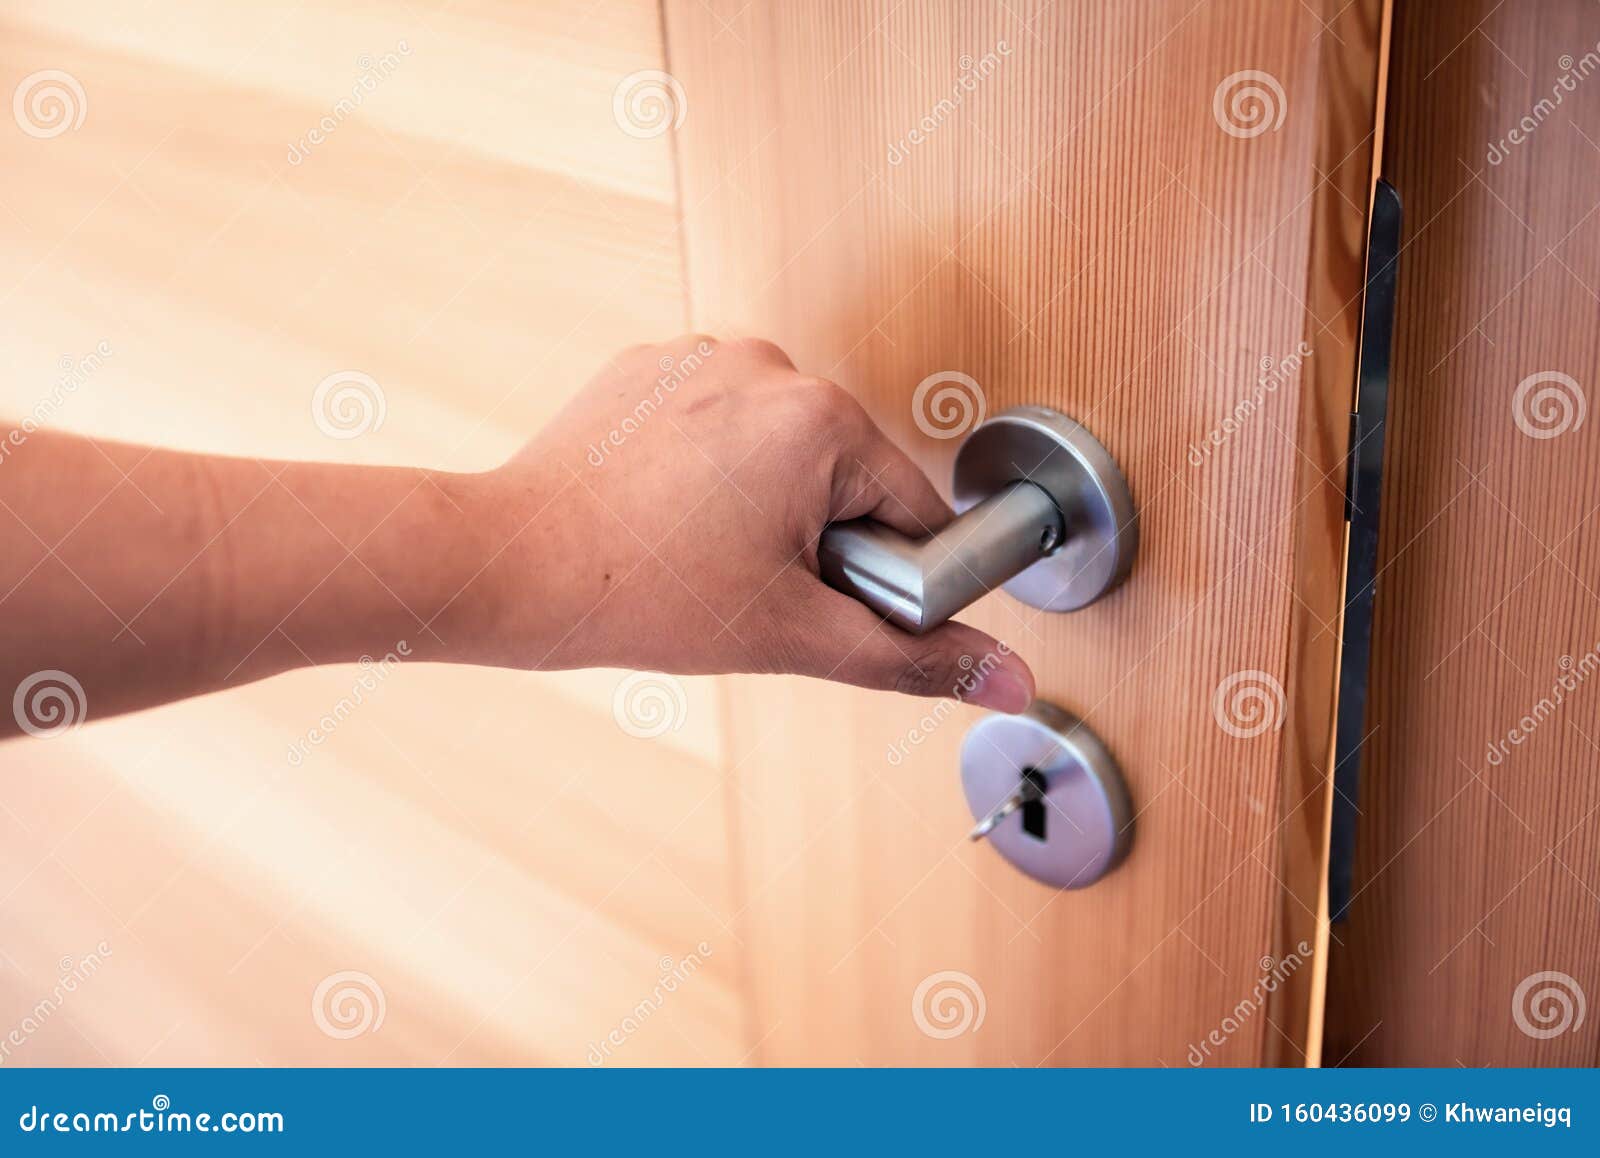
[{"left": 466, "top": 334, "right": 1035, "bottom": 711}]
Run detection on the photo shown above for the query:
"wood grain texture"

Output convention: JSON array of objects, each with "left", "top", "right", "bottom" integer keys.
[
  {"left": 0, "top": 1, "right": 745, "bottom": 1065},
  {"left": 1325, "top": 0, "right": 1600, "bottom": 1067},
  {"left": 667, "top": 0, "right": 1380, "bottom": 1064}
]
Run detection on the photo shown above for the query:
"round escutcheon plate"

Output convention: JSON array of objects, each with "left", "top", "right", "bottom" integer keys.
[
  {"left": 951, "top": 406, "right": 1138, "bottom": 612},
  {"left": 960, "top": 701, "right": 1133, "bottom": 888}
]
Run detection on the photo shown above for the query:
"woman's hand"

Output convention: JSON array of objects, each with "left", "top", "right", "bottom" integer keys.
[{"left": 465, "top": 334, "right": 1034, "bottom": 711}]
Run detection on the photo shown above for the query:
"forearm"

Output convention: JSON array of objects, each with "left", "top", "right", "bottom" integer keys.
[{"left": 0, "top": 433, "right": 501, "bottom": 733}]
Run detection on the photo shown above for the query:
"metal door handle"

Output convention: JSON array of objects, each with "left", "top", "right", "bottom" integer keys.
[{"left": 819, "top": 406, "right": 1138, "bottom": 633}]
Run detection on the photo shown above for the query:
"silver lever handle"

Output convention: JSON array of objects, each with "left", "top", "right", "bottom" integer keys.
[
  {"left": 819, "top": 482, "right": 1065, "bottom": 634},
  {"left": 818, "top": 406, "right": 1138, "bottom": 634}
]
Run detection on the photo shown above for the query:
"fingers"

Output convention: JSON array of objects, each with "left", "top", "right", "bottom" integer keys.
[
  {"left": 826, "top": 399, "right": 954, "bottom": 539},
  {"left": 649, "top": 335, "right": 950, "bottom": 540},
  {"left": 776, "top": 577, "right": 1035, "bottom": 712}
]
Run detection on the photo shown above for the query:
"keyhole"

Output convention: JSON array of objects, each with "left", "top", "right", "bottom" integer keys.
[{"left": 1020, "top": 767, "right": 1048, "bottom": 840}]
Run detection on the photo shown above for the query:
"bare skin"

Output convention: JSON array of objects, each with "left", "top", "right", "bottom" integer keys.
[{"left": 0, "top": 334, "right": 1035, "bottom": 738}]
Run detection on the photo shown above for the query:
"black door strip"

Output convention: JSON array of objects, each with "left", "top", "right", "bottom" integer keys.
[{"left": 1328, "top": 179, "right": 1401, "bottom": 923}]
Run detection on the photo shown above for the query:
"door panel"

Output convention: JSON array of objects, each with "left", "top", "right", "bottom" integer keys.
[
  {"left": 667, "top": 0, "right": 1383, "bottom": 1063},
  {"left": 1326, "top": 0, "right": 1600, "bottom": 1067}
]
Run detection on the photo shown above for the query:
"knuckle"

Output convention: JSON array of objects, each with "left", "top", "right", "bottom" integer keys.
[
  {"left": 790, "top": 378, "right": 862, "bottom": 429},
  {"left": 893, "top": 648, "right": 961, "bottom": 698},
  {"left": 727, "top": 336, "right": 791, "bottom": 364}
]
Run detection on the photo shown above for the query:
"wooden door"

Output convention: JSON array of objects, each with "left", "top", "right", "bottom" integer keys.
[
  {"left": 1327, "top": 0, "right": 1600, "bottom": 1067},
  {"left": 665, "top": 0, "right": 1386, "bottom": 1064}
]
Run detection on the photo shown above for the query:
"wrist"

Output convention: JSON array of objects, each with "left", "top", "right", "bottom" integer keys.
[{"left": 199, "top": 457, "right": 502, "bottom": 682}]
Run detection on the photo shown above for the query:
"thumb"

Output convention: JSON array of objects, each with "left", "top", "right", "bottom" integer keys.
[{"left": 778, "top": 578, "right": 1036, "bottom": 712}]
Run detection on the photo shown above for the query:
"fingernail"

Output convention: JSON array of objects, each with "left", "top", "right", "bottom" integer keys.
[{"left": 966, "top": 668, "right": 1032, "bottom": 713}]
